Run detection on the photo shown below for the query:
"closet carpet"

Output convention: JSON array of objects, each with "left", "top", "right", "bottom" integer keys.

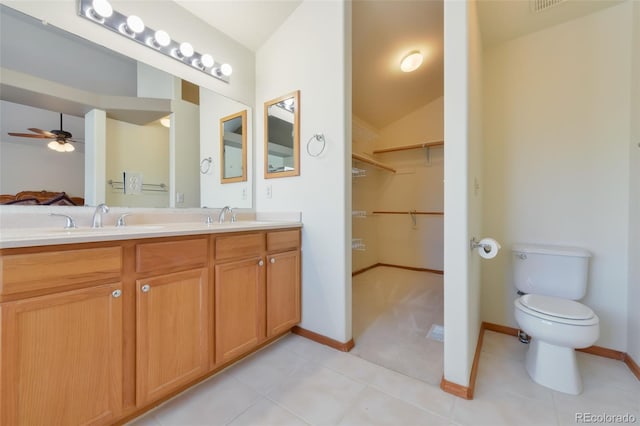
[{"left": 351, "top": 266, "right": 444, "bottom": 385}]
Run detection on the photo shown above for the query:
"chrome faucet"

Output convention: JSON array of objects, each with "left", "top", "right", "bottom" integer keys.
[
  {"left": 50, "top": 213, "right": 77, "bottom": 229},
  {"left": 116, "top": 213, "right": 131, "bottom": 227},
  {"left": 218, "top": 206, "right": 235, "bottom": 224},
  {"left": 92, "top": 203, "right": 109, "bottom": 228}
]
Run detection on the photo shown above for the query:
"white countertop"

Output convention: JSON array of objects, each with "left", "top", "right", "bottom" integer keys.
[{"left": 0, "top": 220, "right": 302, "bottom": 249}]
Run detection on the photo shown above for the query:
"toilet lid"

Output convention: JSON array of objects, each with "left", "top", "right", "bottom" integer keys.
[{"left": 520, "top": 294, "right": 594, "bottom": 320}]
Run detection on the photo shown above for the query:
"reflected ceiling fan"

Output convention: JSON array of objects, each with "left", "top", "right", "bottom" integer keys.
[{"left": 8, "top": 113, "right": 82, "bottom": 152}]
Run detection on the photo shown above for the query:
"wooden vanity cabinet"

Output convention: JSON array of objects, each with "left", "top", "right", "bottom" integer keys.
[
  {"left": 0, "top": 246, "right": 124, "bottom": 426},
  {"left": 212, "top": 230, "right": 301, "bottom": 366},
  {"left": 213, "top": 233, "right": 266, "bottom": 365},
  {"left": 266, "top": 230, "right": 301, "bottom": 338},
  {"left": 134, "top": 238, "right": 209, "bottom": 406},
  {"left": 0, "top": 226, "right": 300, "bottom": 425}
]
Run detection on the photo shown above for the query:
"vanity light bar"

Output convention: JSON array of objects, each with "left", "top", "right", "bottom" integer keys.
[{"left": 78, "top": 0, "right": 232, "bottom": 83}]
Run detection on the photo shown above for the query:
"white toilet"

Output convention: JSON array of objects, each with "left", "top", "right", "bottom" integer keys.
[{"left": 512, "top": 244, "right": 599, "bottom": 395}]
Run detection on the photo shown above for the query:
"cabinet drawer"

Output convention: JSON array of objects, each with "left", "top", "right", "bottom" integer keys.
[
  {"left": 215, "top": 233, "right": 264, "bottom": 261},
  {"left": 1, "top": 247, "right": 122, "bottom": 296},
  {"left": 267, "top": 230, "right": 300, "bottom": 252},
  {"left": 136, "top": 238, "right": 208, "bottom": 273}
]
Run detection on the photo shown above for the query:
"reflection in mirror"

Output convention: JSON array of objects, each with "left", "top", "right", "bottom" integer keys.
[
  {"left": 0, "top": 4, "right": 252, "bottom": 209},
  {"left": 220, "top": 110, "right": 247, "bottom": 184},
  {"left": 264, "top": 91, "right": 300, "bottom": 179}
]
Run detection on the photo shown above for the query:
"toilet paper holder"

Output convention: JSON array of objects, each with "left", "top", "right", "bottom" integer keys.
[{"left": 470, "top": 237, "right": 491, "bottom": 252}]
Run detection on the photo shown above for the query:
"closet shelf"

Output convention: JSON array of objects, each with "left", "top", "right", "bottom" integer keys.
[
  {"left": 352, "top": 153, "right": 396, "bottom": 173},
  {"left": 372, "top": 140, "right": 444, "bottom": 154},
  {"left": 352, "top": 210, "right": 368, "bottom": 218},
  {"left": 372, "top": 210, "right": 444, "bottom": 216}
]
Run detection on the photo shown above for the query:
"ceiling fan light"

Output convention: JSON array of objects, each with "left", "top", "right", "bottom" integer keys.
[
  {"left": 47, "top": 141, "right": 59, "bottom": 151},
  {"left": 400, "top": 51, "right": 423, "bottom": 73},
  {"left": 64, "top": 143, "right": 75, "bottom": 152}
]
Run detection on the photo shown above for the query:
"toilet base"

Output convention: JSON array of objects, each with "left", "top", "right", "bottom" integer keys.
[{"left": 525, "top": 339, "right": 583, "bottom": 395}]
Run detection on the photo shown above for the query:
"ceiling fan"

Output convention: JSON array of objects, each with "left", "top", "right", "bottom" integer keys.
[{"left": 8, "top": 113, "right": 82, "bottom": 152}]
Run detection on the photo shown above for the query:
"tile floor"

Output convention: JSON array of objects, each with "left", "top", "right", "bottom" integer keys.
[
  {"left": 351, "top": 266, "right": 444, "bottom": 385},
  {"left": 129, "top": 331, "right": 640, "bottom": 426}
]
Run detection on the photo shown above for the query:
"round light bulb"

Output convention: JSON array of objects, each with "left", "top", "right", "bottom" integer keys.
[
  {"left": 179, "top": 42, "right": 194, "bottom": 58},
  {"left": 64, "top": 143, "right": 75, "bottom": 152},
  {"left": 47, "top": 141, "right": 59, "bottom": 151},
  {"left": 92, "top": 0, "right": 113, "bottom": 18},
  {"left": 400, "top": 51, "right": 423, "bottom": 73},
  {"left": 154, "top": 30, "right": 171, "bottom": 47},
  {"left": 220, "top": 63, "right": 232, "bottom": 77},
  {"left": 200, "top": 54, "right": 214, "bottom": 68},
  {"left": 126, "top": 15, "right": 145, "bottom": 34}
]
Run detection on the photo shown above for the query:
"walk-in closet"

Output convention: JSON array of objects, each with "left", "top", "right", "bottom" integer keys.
[{"left": 351, "top": 0, "right": 444, "bottom": 385}]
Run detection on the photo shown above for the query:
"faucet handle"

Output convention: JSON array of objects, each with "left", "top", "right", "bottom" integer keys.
[
  {"left": 230, "top": 208, "right": 237, "bottom": 223},
  {"left": 49, "top": 213, "right": 77, "bottom": 229},
  {"left": 116, "top": 213, "right": 131, "bottom": 227},
  {"left": 205, "top": 215, "right": 214, "bottom": 225}
]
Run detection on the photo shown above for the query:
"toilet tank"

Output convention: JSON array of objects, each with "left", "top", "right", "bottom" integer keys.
[{"left": 512, "top": 244, "right": 591, "bottom": 300}]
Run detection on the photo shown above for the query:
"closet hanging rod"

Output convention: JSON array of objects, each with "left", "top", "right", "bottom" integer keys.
[
  {"left": 372, "top": 210, "right": 444, "bottom": 216},
  {"left": 372, "top": 140, "right": 444, "bottom": 154}
]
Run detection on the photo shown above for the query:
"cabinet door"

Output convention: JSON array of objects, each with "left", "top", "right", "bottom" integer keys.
[
  {"left": 1, "top": 283, "right": 123, "bottom": 426},
  {"left": 266, "top": 250, "right": 301, "bottom": 337},
  {"left": 136, "top": 269, "right": 208, "bottom": 405},
  {"left": 214, "top": 257, "right": 265, "bottom": 365}
]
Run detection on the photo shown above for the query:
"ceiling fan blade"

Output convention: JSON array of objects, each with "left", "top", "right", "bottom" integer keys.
[
  {"left": 8, "top": 132, "right": 51, "bottom": 138},
  {"left": 28, "top": 128, "right": 56, "bottom": 137},
  {"left": 67, "top": 139, "right": 85, "bottom": 144}
]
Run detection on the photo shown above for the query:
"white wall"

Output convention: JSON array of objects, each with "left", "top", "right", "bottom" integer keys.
[
  {"left": 105, "top": 118, "right": 170, "bottom": 208},
  {"left": 442, "top": 0, "right": 484, "bottom": 387},
  {"left": 627, "top": 0, "right": 640, "bottom": 363},
  {"left": 199, "top": 90, "right": 252, "bottom": 209},
  {"left": 375, "top": 97, "right": 444, "bottom": 271},
  {"left": 256, "top": 0, "right": 351, "bottom": 343},
  {"left": 482, "top": 2, "right": 632, "bottom": 351},
  {"left": 3, "top": 1, "right": 255, "bottom": 106}
]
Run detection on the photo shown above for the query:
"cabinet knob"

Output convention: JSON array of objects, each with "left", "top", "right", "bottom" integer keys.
[
  {"left": 258, "top": 260, "right": 264, "bottom": 267},
  {"left": 270, "top": 258, "right": 276, "bottom": 264},
  {"left": 141, "top": 284, "right": 151, "bottom": 293},
  {"left": 112, "top": 289, "right": 122, "bottom": 298}
]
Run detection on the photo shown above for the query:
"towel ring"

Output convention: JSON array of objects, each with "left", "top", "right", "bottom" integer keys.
[
  {"left": 200, "top": 157, "right": 212, "bottom": 174},
  {"left": 307, "top": 134, "right": 326, "bottom": 157}
]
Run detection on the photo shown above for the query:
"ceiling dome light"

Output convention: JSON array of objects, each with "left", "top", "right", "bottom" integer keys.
[
  {"left": 220, "top": 63, "right": 232, "bottom": 77},
  {"left": 126, "top": 15, "right": 145, "bottom": 34},
  {"left": 153, "top": 30, "right": 171, "bottom": 47},
  {"left": 91, "top": 0, "right": 113, "bottom": 18},
  {"left": 400, "top": 51, "right": 423, "bottom": 73},
  {"left": 179, "top": 42, "right": 194, "bottom": 58},
  {"left": 160, "top": 117, "right": 171, "bottom": 128}
]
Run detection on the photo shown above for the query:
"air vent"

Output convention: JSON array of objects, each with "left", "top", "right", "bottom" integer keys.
[{"left": 530, "top": 0, "right": 567, "bottom": 13}]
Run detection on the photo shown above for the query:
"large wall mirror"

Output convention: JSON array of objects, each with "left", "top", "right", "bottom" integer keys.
[
  {"left": 264, "top": 91, "right": 300, "bottom": 179},
  {"left": 220, "top": 110, "right": 247, "bottom": 184},
  {"left": 0, "top": 5, "right": 252, "bottom": 209}
]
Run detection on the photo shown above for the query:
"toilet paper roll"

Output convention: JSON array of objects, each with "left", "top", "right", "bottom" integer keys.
[{"left": 478, "top": 238, "right": 501, "bottom": 259}]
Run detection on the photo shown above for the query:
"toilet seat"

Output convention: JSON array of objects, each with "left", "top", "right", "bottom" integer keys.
[{"left": 515, "top": 295, "right": 599, "bottom": 326}]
